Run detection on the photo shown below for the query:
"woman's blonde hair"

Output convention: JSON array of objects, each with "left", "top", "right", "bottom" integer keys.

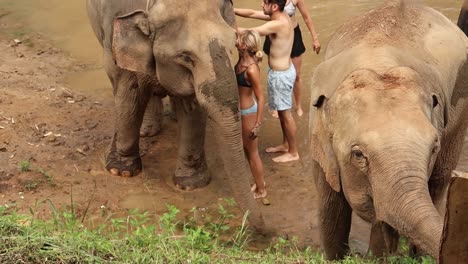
[{"left": 239, "top": 30, "right": 263, "bottom": 63}]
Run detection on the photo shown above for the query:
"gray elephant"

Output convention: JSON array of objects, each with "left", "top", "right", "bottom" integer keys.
[
  {"left": 309, "top": 0, "right": 468, "bottom": 260},
  {"left": 458, "top": 0, "right": 468, "bottom": 35},
  {"left": 86, "top": 0, "right": 264, "bottom": 228}
]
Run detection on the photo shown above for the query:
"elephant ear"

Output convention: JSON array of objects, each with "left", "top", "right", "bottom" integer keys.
[
  {"left": 310, "top": 95, "right": 341, "bottom": 192},
  {"left": 218, "top": 0, "right": 236, "bottom": 28},
  {"left": 112, "top": 11, "right": 155, "bottom": 75},
  {"left": 452, "top": 60, "right": 468, "bottom": 107}
]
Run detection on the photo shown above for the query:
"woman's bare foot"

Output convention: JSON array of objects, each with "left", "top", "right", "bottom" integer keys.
[
  {"left": 272, "top": 153, "right": 299, "bottom": 163},
  {"left": 251, "top": 181, "right": 266, "bottom": 192},
  {"left": 251, "top": 183, "right": 257, "bottom": 192},
  {"left": 265, "top": 145, "right": 288, "bottom": 153},
  {"left": 254, "top": 189, "right": 267, "bottom": 199}
]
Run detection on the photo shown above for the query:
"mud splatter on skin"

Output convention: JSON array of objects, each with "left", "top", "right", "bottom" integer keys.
[{"left": 200, "top": 39, "right": 239, "bottom": 121}]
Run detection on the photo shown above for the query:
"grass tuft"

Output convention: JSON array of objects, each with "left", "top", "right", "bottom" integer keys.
[
  {"left": 0, "top": 200, "right": 436, "bottom": 264},
  {"left": 19, "top": 159, "right": 31, "bottom": 172}
]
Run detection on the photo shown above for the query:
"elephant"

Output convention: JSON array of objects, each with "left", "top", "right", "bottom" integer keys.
[
  {"left": 458, "top": 0, "right": 468, "bottom": 35},
  {"left": 86, "top": 0, "right": 264, "bottom": 228},
  {"left": 308, "top": 0, "right": 468, "bottom": 260}
]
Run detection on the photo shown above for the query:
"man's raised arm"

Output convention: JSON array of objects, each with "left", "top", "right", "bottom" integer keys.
[
  {"left": 238, "top": 20, "right": 281, "bottom": 36},
  {"left": 234, "top": 8, "right": 270, "bottom": 21}
]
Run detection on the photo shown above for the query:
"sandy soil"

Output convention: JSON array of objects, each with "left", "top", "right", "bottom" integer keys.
[{"left": 0, "top": 31, "right": 341, "bottom": 251}]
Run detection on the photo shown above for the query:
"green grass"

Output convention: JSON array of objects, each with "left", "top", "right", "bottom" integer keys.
[
  {"left": 0, "top": 200, "right": 435, "bottom": 264},
  {"left": 19, "top": 159, "right": 31, "bottom": 172},
  {"left": 18, "top": 160, "right": 56, "bottom": 188}
]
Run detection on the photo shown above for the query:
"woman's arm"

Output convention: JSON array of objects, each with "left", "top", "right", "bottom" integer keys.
[
  {"left": 246, "top": 65, "right": 264, "bottom": 131},
  {"left": 296, "top": 0, "right": 321, "bottom": 54},
  {"left": 234, "top": 8, "right": 271, "bottom": 21}
]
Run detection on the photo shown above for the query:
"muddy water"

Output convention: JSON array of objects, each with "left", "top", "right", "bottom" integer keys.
[
  {"left": 1, "top": 0, "right": 467, "bottom": 251},
  {"left": 2, "top": 0, "right": 464, "bottom": 165}
]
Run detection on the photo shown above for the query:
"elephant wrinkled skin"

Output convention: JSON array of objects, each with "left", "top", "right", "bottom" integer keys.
[
  {"left": 86, "top": 0, "right": 264, "bottom": 228},
  {"left": 309, "top": 0, "right": 468, "bottom": 260}
]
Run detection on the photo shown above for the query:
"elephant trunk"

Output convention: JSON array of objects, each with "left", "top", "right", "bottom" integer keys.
[
  {"left": 373, "top": 149, "right": 442, "bottom": 258},
  {"left": 210, "top": 113, "right": 265, "bottom": 228},
  {"left": 196, "top": 39, "right": 265, "bottom": 230}
]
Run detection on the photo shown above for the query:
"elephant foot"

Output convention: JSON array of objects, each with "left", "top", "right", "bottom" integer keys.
[
  {"left": 173, "top": 175, "right": 210, "bottom": 191},
  {"left": 105, "top": 151, "right": 142, "bottom": 177},
  {"left": 173, "top": 165, "right": 210, "bottom": 191},
  {"left": 140, "top": 123, "right": 161, "bottom": 137}
]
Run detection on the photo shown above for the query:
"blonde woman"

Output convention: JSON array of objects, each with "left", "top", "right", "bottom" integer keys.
[
  {"left": 235, "top": 30, "right": 267, "bottom": 199},
  {"left": 235, "top": 0, "right": 321, "bottom": 117}
]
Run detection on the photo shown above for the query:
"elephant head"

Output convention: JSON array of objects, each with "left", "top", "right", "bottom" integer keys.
[
  {"left": 310, "top": 66, "right": 447, "bottom": 257},
  {"left": 110, "top": 0, "right": 264, "bottom": 228}
]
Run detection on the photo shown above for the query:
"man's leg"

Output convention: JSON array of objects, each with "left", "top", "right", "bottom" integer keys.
[
  {"left": 272, "top": 109, "right": 299, "bottom": 162},
  {"left": 265, "top": 116, "right": 289, "bottom": 153}
]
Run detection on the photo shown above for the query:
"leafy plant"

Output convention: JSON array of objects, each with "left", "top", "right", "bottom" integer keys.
[
  {"left": 37, "top": 167, "right": 55, "bottom": 186},
  {"left": 19, "top": 160, "right": 31, "bottom": 172}
]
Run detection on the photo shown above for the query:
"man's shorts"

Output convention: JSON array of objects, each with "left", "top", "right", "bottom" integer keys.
[{"left": 267, "top": 64, "right": 296, "bottom": 111}]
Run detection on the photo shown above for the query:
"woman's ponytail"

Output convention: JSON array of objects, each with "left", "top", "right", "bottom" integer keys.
[{"left": 255, "top": 50, "right": 263, "bottom": 63}]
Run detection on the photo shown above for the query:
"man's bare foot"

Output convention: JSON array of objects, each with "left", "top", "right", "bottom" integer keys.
[
  {"left": 269, "top": 109, "right": 279, "bottom": 119},
  {"left": 272, "top": 153, "right": 299, "bottom": 163},
  {"left": 296, "top": 108, "right": 303, "bottom": 117},
  {"left": 265, "top": 145, "right": 288, "bottom": 153}
]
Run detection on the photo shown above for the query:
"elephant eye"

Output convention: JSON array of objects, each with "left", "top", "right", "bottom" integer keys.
[
  {"left": 351, "top": 145, "right": 368, "bottom": 171},
  {"left": 176, "top": 51, "right": 195, "bottom": 69},
  {"left": 351, "top": 147, "right": 364, "bottom": 159}
]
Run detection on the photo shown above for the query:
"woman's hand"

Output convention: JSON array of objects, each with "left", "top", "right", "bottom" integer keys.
[
  {"left": 249, "top": 123, "right": 261, "bottom": 140},
  {"left": 313, "top": 39, "right": 321, "bottom": 54}
]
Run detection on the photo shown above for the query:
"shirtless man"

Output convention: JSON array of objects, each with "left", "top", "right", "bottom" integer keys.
[{"left": 236, "top": 0, "right": 299, "bottom": 162}]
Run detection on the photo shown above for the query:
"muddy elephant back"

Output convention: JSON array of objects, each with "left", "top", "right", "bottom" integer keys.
[{"left": 86, "top": 0, "right": 155, "bottom": 49}]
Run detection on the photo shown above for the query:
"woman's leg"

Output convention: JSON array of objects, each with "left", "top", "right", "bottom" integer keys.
[
  {"left": 241, "top": 113, "right": 266, "bottom": 198},
  {"left": 291, "top": 55, "right": 303, "bottom": 116}
]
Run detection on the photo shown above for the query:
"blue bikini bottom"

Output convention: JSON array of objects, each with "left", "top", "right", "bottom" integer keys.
[{"left": 240, "top": 100, "right": 258, "bottom": 116}]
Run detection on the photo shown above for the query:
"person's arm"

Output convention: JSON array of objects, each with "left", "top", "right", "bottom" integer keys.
[
  {"left": 234, "top": 8, "right": 271, "bottom": 21},
  {"left": 239, "top": 20, "right": 281, "bottom": 36},
  {"left": 296, "top": 0, "right": 321, "bottom": 54},
  {"left": 246, "top": 65, "right": 264, "bottom": 139}
]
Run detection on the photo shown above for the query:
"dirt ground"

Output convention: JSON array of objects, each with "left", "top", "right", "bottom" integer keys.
[{"left": 0, "top": 29, "right": 343, "bottom": 251}]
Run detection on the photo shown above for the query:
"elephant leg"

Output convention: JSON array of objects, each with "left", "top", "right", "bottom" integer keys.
[
  {"left": 172, "top": 96, "right": 210, "bottom": 190},
  {"left": 103, "top": 52, "right": 150, "bottom": 177},
  {"left": 140, "top": 93, "right": 164, "bottom": 137},
  {"left": 368, "top": 221, "right": 399, "bottom": 257},
  {"left": 313, "top": 161, "right": 352, "bottom": 260}
]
